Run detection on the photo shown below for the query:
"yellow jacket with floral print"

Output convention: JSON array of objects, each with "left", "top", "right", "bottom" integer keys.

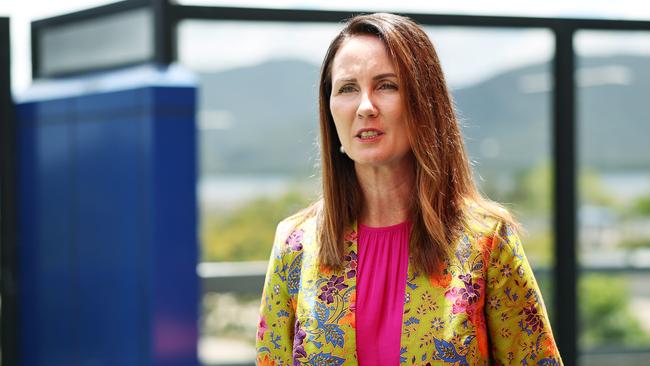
[{"left": 256, "top": 207, "right": 563, "bottom": 366}]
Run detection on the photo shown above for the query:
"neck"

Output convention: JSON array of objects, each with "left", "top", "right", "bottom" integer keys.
[{"left": 355, "top": 157, "right": 415, "bottom": 227}]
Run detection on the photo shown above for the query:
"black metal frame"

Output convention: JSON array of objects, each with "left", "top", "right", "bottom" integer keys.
[
  {"left": 22, "top": 1, "right": 650, "bottom": 365},
  {"left": 1, "top": 16, "right": 19, "bottom": 366},
  {"left": 30, "top": 0, "right": 650, "bottom": 79},
  {"left": 30, "top": 0, "right": 153, "bottom": 79},
  {"left": 553, "top": 24, "right": 577, "bottom": 363}
]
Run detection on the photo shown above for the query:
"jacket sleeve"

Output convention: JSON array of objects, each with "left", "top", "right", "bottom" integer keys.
[
  {"left": 485, "top": 221, "right": 563, "bottom": 365},
  {"left": 255, "top": 221, "right": 296, "bottom": 365}
]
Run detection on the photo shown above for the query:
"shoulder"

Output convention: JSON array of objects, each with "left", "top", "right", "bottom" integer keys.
[
  {"left": 272, "top": 203, "right": 319, "bottom": 257},
  {"left": 460, "top": 200, "right": 505, "bottom": 236},
  {"left": 459, "top": 199, "right": 521, "bottom": 254}
]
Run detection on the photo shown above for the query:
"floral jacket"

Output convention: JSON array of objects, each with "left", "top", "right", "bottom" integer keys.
[{"left": 256, "top": 209, "right": 563, "bottom": 366}]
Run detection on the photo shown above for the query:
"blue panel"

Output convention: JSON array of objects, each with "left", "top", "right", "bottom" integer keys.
[
  {"left": 74, "top": 91, "right": 145, "bottom": 366},
  {"left": 17, "top": 102, "right": 40, "bottom": 366},
  {"left": 17, "top": 76, "right": 198, "bottom": 366},
  {"left": 37, "top": 121, "right": 75, "bottom": 365},
  {"left": 147, "top": 87, "right": 199, "bottom": 366},
  {"left": 34, "top": 97, "right": 71, "bottom": 124},
  {"left": 18, "top": 99, "right": 76, "bottom": 365},
  {"left": 16, "top": 101, "right": 36, "bottom": 123},
  {"left": 76, "top": 88, "right": 143, "bottom": 117}
]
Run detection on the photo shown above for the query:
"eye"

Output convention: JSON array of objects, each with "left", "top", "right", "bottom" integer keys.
[
  {"left": 337, "top": 84, "right": 358, "bottom": 94},
  {"left": 378, "top": 82, "right": 398, "bottom": 90}
]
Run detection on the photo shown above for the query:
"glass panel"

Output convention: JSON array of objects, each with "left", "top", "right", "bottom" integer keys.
[
  {"left": 178, "top": 20, "right": 340, "bottom": 365},
  {"left": 180, "top": 20, "right": 556, "bottom": 364},
  {"left": 578, "top": 273, "right": 650, "bottom": 364},
  {"left": 178, "top": 20, "right": 340, "bottom": 263},
  {"left": 427, "top": 26, "right": 556, "bottom": 317},
  {"left": 39, "top": 8, "right": 154, "bottom": 76},
  {"left": 576, "top": 30, "right": 650, "bottom": 363}
]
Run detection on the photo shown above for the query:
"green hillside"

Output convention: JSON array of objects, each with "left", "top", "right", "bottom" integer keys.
[{"left": 197, "top": 55, "right": 650, "bottom": 176}]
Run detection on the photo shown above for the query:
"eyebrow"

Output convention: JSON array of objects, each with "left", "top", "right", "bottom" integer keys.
[{"left": 334, "top": 73, "right": 398, "bottom": 84}]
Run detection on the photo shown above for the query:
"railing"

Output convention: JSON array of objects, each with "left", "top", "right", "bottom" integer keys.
[
  {"left": 199, "top": 261, "right": 267, "bottom": 293},
  {"left": 199, "top": 260, "right": 650, "bottom": 366},
  {"left": 199, "top": 259, "right": 650, "bottom": 291}
]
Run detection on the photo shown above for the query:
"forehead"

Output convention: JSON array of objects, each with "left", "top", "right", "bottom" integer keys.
[{"left": 331, "top": 35, "right": 395, "bottom": 79}]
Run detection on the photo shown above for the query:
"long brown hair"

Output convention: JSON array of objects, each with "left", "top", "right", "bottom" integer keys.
[{"left": 315, "top": 13, "right": 516, "bottom": 276}]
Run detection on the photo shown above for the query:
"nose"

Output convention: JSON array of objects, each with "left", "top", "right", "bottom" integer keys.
[{"left": 357, "top": 92, "right": 378, "bottom": 118}]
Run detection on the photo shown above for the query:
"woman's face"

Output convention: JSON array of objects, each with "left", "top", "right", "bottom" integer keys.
[{"left": 329, "top": 35, "right": 412, "bottom": 170}]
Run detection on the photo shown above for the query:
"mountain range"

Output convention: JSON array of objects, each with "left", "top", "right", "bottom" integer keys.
[{"left": 197, "top": 54, "right": 650, "bottom": 177}]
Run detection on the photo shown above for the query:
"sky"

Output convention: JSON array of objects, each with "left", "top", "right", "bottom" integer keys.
[{"left": 2, "top": 0, "right": 650, "bottom": 95}]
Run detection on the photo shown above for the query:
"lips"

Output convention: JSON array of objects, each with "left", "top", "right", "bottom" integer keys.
[{"left": 355, "top": 128, "right": 384, "bottom": 140}]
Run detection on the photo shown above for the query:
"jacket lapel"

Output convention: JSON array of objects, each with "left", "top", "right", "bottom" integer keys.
[{"left": 339, "top": 221, "right": 359, "bottom": 364}]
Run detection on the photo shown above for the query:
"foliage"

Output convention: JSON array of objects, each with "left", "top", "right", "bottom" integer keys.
[
  {"left": 620, "top": 238, "right": 650, "bottom": 249},
  {"left": 579, "top": 274, "right": 650, "bottom": 348},
  {"left": 510, "top": 161, "right": 553, "bottom": 213},
  {"left": 508, "top": 161, "right": 615, "bottom": 213},
  {"left": 521, "top": 229, "right": 552, "bottom": 266},
  {"left": 632, "top": 193, "right": 650, "bottom": 216},
  {"left": 580, "top": 168, "right": 617, "bottom": 207},
  {"left": 201, "top": 188, "right": 313, "bottom": 262}
]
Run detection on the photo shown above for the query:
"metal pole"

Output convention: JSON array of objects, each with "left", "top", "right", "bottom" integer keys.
[
  {"left": 553, "top": 24, "right": 577, "bottom": 366},
  {"left": 1, "top": 16, "right": 19, "bottom": 366},
  {"left": 152, "top": 0, "right": 174, "bottom": 66}
]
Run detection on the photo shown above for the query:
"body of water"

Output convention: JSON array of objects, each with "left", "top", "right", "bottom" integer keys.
[
  {"left": 599, "top": 171, "right": 650, "bottom": 202},
  {"left": 198, "top": 174, "right": 317, "bottom": 209}
]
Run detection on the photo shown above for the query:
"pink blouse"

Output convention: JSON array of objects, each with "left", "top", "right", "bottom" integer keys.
[{"left": 356, "top": 221, "right": 411, "bottom": 366}]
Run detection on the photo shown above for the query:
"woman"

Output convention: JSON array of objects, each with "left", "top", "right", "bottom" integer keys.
[{"left": 256, "top": 13, "right": 562, "bottom": 366}]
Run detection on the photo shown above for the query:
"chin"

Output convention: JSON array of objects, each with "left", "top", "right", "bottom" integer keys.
[
  {"left": 351, "top": 154, "right": 392, "bottom": 167},
  {"left": 350, "top": 150, "right": 413, "bottom": 169}
]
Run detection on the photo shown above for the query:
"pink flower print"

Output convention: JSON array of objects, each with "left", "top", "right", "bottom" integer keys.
[
  {"left": 257, "top": 315, "right": 268, "bottom": 340},
  {"left": 345, "top": 230, "right": 358, "bottom": 243},
  {"left": 445, "top": 274, "right": 484, "bottom": 316},
  {"left": 445, "top": 287, "right": 470, "bottom": 314},
  {"left": 286, "top": 229, "right": 304, "bottom": 251}
]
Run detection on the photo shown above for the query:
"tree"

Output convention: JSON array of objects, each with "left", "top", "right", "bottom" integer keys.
[
  {"left": 580, "top": 274, "right": 650, "bottom": 347},
  {"left": 201, "top": 188, "right": 313, "bottom": 262}
]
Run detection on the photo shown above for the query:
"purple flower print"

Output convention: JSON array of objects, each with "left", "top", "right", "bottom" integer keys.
[
  {"left": 344, "top": 251, "right": 358, "bottom": 279},
  {"left": 459, "top": 275, "right": 481, "bottom": 305},
  {"left": 318, "top": 275, "right": 348, "bottom": 304},
  {"left": 520, "top": 304, "right": 543, "bottom": 333},
  {"left": 458, "top": 273, "right": 472, "bottom": 284},
  {"left": 286, "top": 229, "right": 304, "bottom": 251},
  {"left": 500, "top": 264, "right": 512, "bottom": 278},
  {"left": 445, "top": 274, "right": 484, "bottom": 316},
  {"left": 293, "top": 320, "right": 307, "bottom": 366}
]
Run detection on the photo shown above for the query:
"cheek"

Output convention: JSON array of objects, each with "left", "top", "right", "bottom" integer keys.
[
  {"left": 329, "top": 98, "right": 349, "bottom": 121},
  {"left": 330, "top": 100, "right": 353, "bottom": 138},
  {"left": 331, "top": 118, "right": 343, "bottom": 136},
  {"left": 400, "top": 134, "right": 412, "bottom": 152},
  {"left": 332, "top": 120, "right": 350, "bottom": 148},
  {"left": 392, "top": 119, "right": 411, "bottom": 150},
  {"left": 385, "top": 96, "right": 405, "bottom": 117}
]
